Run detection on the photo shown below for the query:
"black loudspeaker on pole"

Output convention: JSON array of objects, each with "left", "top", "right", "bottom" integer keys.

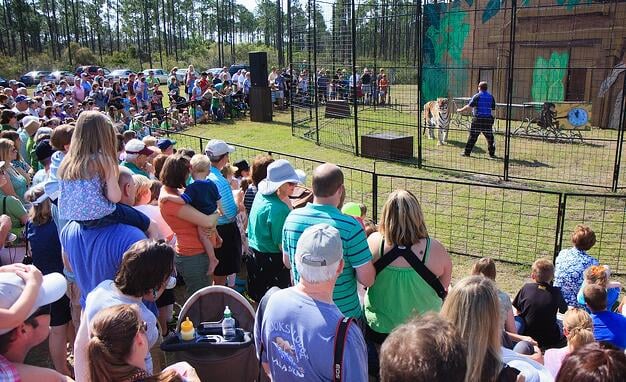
[{"left": 249, "top": 51, "right": 272, "bottom": 122}]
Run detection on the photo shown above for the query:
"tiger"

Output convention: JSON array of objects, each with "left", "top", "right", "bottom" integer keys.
[{"left": 423, "top": 98, "right": 452, "bottom": 145}]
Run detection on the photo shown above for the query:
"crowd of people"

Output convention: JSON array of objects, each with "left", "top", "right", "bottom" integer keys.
[
  {"left": 0, "top": 71, "right": 623, "bottom": 382},
  {"left": 296, "top": 67, "right": 391, "bottom": 106}
]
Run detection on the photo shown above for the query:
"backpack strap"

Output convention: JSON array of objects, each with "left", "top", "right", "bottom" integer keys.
[
  {"left": 2, "top": 196, "right": 6, "bottom": 215},
  {"left": 375, "top": 238, "right": 447, "bottom": 300},
  {"left": 257, "top": 286, "right": 280, "bottom": 381},
  {"left": 333, "top": 317, "right": 354, "bottom": 382}
]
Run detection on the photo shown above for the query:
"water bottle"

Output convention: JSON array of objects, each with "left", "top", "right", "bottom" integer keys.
[{"left": 222, "top": 305, "right": 236, "bottom": 341}]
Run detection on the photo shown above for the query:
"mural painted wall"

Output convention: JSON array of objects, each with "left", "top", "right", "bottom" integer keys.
[
  {"left": 422, "top": 3, "right": 470, "bottom": 105},
  {"left": 530, "top": 51, "right": 569, "bottom": 103}
]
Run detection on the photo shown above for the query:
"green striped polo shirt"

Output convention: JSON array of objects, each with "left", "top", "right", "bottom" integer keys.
[{"left": 282, "top": 203, "right": 372, "bottom": 318}]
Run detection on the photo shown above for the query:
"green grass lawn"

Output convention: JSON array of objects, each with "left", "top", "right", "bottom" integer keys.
[{"left": 173, "top": 106, "right": 626, "bottom": 271}]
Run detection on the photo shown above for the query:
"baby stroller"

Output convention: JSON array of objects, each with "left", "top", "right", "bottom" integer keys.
[{"left": 161, "top": 286, "right": 262, "bottom": 381}]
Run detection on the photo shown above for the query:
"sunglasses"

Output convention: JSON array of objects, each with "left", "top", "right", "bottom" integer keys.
[{"left": 137, "top": 320, "right": 148, "bottom": 333}]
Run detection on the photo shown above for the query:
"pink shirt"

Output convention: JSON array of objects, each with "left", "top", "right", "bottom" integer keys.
[
  {"left": 0, "top": 353, "right": 21, "bottom": 381},
  {"left": 544, "top": 346, "right": 569, "bottom": 377}
]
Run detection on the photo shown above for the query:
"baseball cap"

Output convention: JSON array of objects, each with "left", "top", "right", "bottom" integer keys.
[
  {"left": 205, "top": 139, "right": 235, "bottom": 157},
  {"left": 0, "top": 271, "right": 67, "bottom": 335},
  {"left": 21, "top": 115, "right": 40, "bottom": 129},
  {"left": 341, "top": 202, "right": 362, "bottom": 218},
  {"left": 157, "top": 138, "right": 176, "bottom": 151},
  {"left": 14, "top": 95, "right": 31, "bottom": 103},
  {"left": 296, "top": 224, "right": 343, "bottom": 267},
  {"left": 233, "top": 159, "right": 250, "bottom": 173},
  {"left": 35, "top": 139, "right": 56, "bottom": 162},
  {"left": 125, "top": 139, "right": 155, "bottom": 156}
]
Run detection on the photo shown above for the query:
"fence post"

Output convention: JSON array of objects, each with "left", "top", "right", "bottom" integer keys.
[
  {"left": 351, "top": 0, "right": 359, "bottom": 156},
  {"left": 288, "top": 0, "right": 295, "bottom": 136},
  {"left": 313, "top": 0, "right": 320, "bottom": 146},
  {"left": 199, "top": 137, "right": 204, "bottom": 153},
  {"left": 503, "top": 0, "right": 517, "bottom": 181},
  {"left": 611, "top": 74, "right": 626, "bottom": 191},
  {"left": 371, "top": 171, "right": 378, "bottom": 225},
  {"left": 553, "top": 193, "right": 567, "bottom": 264},
  {"left": 416, "top": 1, "right": 423, "bottom": 169}
]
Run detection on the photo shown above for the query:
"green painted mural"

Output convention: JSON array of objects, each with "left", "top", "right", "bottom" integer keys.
[
  {"left": 422, "top": 6, "right": 470, "bottom": 104},
  {"left": 530, "top": 51, "right": 569, "bottom": 103}
]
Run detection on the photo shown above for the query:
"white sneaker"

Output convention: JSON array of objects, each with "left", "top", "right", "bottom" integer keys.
[{"left": 6, "top": 233, "right": 17, "bottom": 243}]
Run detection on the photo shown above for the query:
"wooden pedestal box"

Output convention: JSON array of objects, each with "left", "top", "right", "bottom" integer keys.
[
  {"left": 324, "top": 100, "right": 351, "bottom": 118},
  {"left": 361, "top": 133, "right": 414, "bottom": 160}
]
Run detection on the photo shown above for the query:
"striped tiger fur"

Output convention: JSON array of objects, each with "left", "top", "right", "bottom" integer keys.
[{"left": 423, "top": 98, "right": 452, "bottom": 145}]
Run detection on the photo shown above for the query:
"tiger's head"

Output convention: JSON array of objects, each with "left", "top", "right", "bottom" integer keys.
[{"left": 437, "top": 98, "right": 449, "bottom": 112}]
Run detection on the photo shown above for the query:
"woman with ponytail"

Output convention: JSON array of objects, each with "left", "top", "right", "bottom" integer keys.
[
  {"left": 88, "top": 304, "right": 198, "bottom": 382},
  {"left": 544, "top": 308, "right": 595, "bottom": 377}
]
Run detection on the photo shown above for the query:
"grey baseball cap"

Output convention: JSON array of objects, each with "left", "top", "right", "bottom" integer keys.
[{"left": 296, "top": 224, "right": 343, "bottom": 267}]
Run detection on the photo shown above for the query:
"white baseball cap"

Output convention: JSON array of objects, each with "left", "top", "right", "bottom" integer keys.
[
  {"left": 0, "top": 271, "right": 67, "bottom": 335},
  {"left": 205, "top": 139, "right": 235, "bottom": 157}
]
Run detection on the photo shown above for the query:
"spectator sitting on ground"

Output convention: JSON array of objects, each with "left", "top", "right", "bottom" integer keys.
[
  {"left": 472, "top": 258, "right": 538, "bottom": 350},
  {"left": 513, "top": 258, "right": 568, "bottom": 350},
  {"left": 544, "top": 308, "right": 594, "bottom": 377},
  {"left": 0, "top": 270, "right": 71, "bottom": 381},
  {"left": 576, "top": 265, "right": 621, "bottom": 311},
  {"left": 87, "top": 304, "right": 199, "bottom": 382},
  {"left": 281, "top": 163, "right": 375, "bottom": 319},
  {"left": 364, "top": 189, "right": 452, "bottom": 348},
  {"left": 555, "top": 342, "right": 626, "bottom": 382},
  {"left": 254, "top": 224, "right": 368, "bottom": 381},
  {"left": 441, "top": 276, "right": 550, "bottom": 382},
  {"left": 379, "top": 313, "right": 467, "bottom": 382},
  {"left": 583, "top": 283, "right": 626, "bottom": 350},
  {"left": 554, "top": 224, "right": 599, "bottom": 307}
]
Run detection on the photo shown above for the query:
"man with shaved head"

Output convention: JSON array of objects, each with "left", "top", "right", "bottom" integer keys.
[{"left": 281, "top": 163, "right": 375, "bottom": 320}]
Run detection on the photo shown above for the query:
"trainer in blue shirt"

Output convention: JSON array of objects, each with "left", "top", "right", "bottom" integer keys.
[{"left": 458, "top": 81, "right": 497, "bottom": 159}]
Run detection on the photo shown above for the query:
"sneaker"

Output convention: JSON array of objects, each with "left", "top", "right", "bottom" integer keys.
[
  {"left": 6, "top": 233, "right": 17, "bottom": 243},
  {"left": 460, "top": 152, "right": 470, "bottom": 157},
  {"left": 489, "top": 154, "right": 497, "bottom": 160}
]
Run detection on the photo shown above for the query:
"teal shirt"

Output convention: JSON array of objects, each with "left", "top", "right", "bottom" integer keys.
[
  {"left": 282, "top": 203, "right": 372, "bottom": 318},
  {"left": 121, "top": 161, "right": 149, "bottom": 177},
  {"left": 248, "top": 192, "right": 291, "bottom": 254},
  {"left": 1, "top": 170, "right": 29, "bottom": 203}
]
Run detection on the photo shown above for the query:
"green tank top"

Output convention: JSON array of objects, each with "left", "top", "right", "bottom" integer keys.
[{"left": 364, "top": 237, "right": 443, "bottom": 334}]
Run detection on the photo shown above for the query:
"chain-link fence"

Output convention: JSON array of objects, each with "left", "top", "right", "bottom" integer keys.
[
  {"left": 288, "top": 0, "right": 626, "bottom": 190},
  {"left": 165, "top": 131, "right": 626, "bottom": 273}
]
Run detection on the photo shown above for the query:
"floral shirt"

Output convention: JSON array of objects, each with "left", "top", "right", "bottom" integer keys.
[
  {"left": 553, "top": 247, "right": 599, "bottom": 307},
  {"left": 59, "top": 175, "right": 115, "bottom": 221}
]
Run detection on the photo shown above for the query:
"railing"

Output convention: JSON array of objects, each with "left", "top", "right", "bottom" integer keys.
[{"left": 163, "top": 130, "right": 626, "bottom": 274}]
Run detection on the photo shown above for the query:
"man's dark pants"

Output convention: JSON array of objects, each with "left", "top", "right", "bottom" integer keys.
[{"left": 464, "top": 116, "right": 496, "bottom": 156}]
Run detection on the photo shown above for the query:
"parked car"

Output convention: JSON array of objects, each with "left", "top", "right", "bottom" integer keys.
[
  {"left": 0, "top": 76, "right": 9, "bottom": 87},
  {"left": 142, "top": 68, "right": 168, "bottom": 84},
  {"left": 108, "top": 69, "right": 134, "bottom": 81},
  {"left": 229, "top": 64, "right": 249, "bottom": 76},
  {"left": 19, "top": 71, "right": 54, "bottom": 86},
  {"left": 175, "top": 68, "right": 200, "bottom": 84},
  {"left": 207, "top": 67, "right": 223, "bottom": 77},
  {"left": 75, "top": 65, "right": 111, "bottom": 77},
  {"left": 50, "top": 70, "right": 75, "bottom": 85}
]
